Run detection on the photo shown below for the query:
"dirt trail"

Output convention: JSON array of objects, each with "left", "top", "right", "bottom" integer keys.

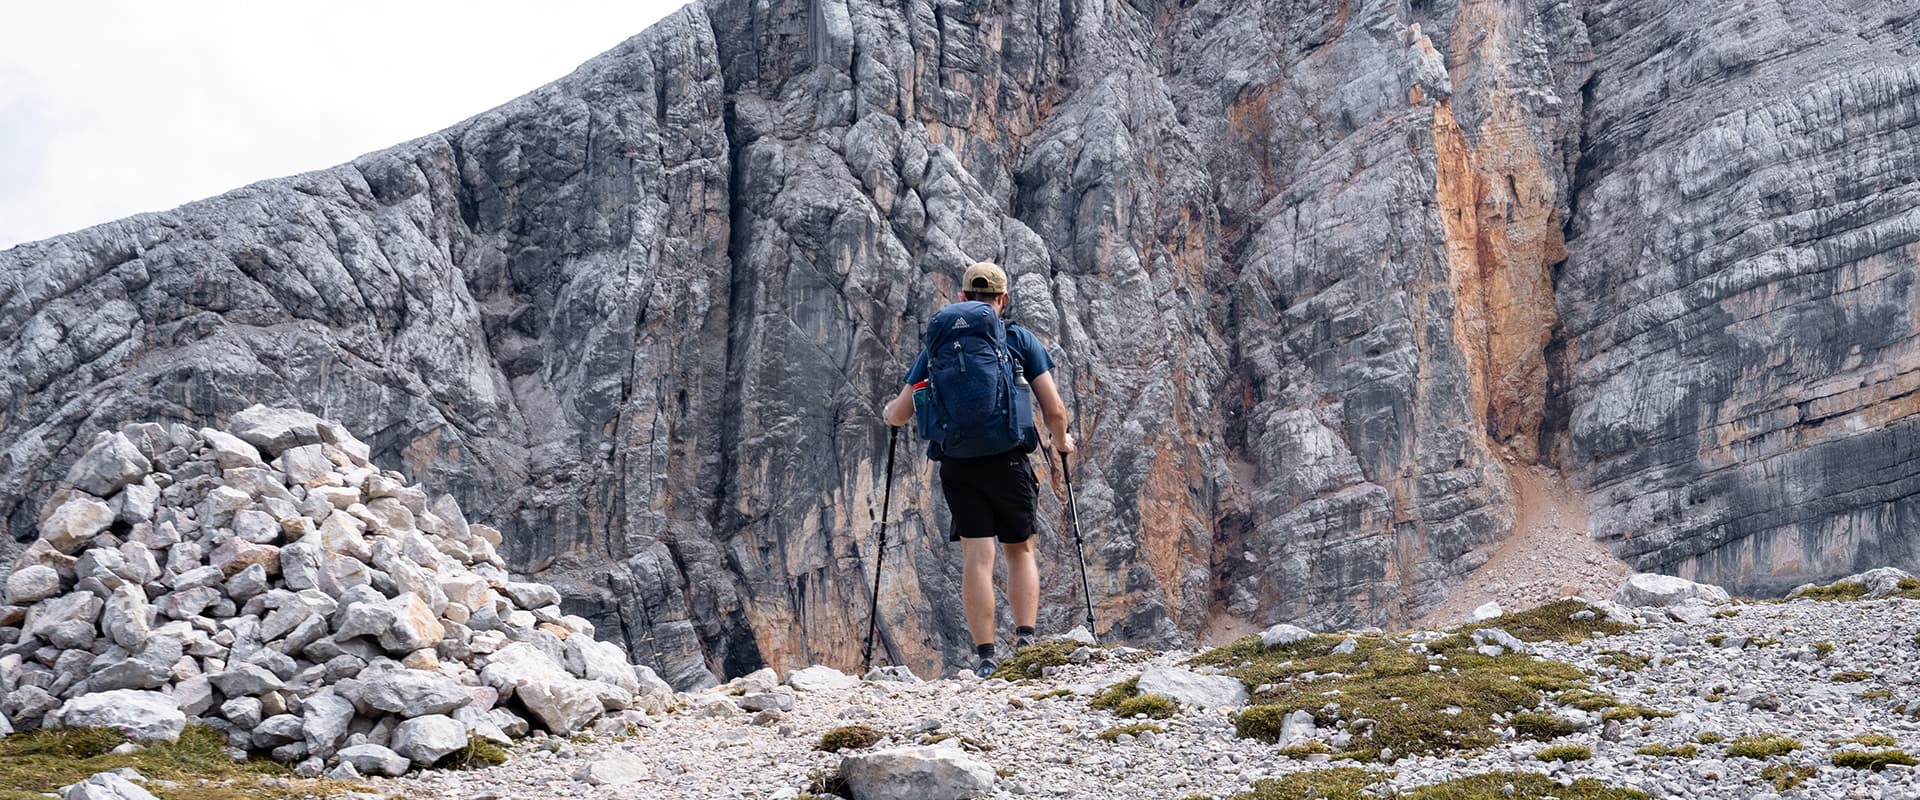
[{"left": 1413, "top": 464, "right": 1632, "bottom": 629}]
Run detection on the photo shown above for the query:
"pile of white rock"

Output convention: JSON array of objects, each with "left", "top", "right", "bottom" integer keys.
[{"left": 0, "top": 406, "right": 672, "bottom": 779}]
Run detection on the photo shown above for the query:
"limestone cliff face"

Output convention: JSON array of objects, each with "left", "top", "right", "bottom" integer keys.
[{"left": 2, "top": 0, "right": 1916, "bottom": 684}]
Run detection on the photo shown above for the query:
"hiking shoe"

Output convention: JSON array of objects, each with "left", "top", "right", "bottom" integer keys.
[
  {"left": 974, "top": 657, "right": 998, "bottom": 678},
  {"left": 1014, "top": 635, "right": 1033, "bottom": 651}
]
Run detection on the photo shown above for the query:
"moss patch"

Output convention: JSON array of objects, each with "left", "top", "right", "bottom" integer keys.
[
  {"left": 1402, "top": 772, "right": 1649, "bottom": 800},
  {"left": 1599, "top": 705, "right": 1674, "bottom": 723},
  {"left": 1760, "top": 763, "right": 1816, "bottom": 791},
  {"left": 1597, "top": 650, "right": 1649, "bottom": 672},
  {"left": 1114, "top": 693, "right": 1178, "bottom": 719},
  {"left": 1725, "top": 734, "right": 1801, "bottom": 758},
  {"left": 991, "top": 640, "right": 1084, "bottom": 680},
  {"left": 1096, "top": 723, "right": 1163, "bottom": 742},
  {"left": 1192, "top": 625, "right": 1593, "bottom": 757},
  {"left": 436, "top": 736, "right": 509, "bottom": 769},
  {"left": 1088, "top": 676, "right": 1140, "bottom": 711},
  {"left": 0, "top": 725, "right": 353, "bottom": 800},
  {"left": 1508, "top": 712, "right": 1577, "bottom": 741},
  {"left": 1790, "top": 581, "right": 1868, "bottom": 601},
  {"left": 1634, "top": 743, "right": 1698, "bottom": 758},
  {"left": 1832, "top": 749, "right": 1918, "bottom": 770},
  {"left": 1457, "top": 599, "right": 1636, "bottom": 644},
  {"left": 1534, "top": 744, "right": 1592, "bottom": 763},
  {"left": 1227, "top": 767, "right": 1382, "bottom": 800},
  {"left": 817, "top": 725, "right": 887, "bottom": 752}
]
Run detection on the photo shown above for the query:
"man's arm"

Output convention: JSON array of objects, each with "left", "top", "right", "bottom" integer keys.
[
  {"left": 1029, "top": 371, "right": 1075, "bottom": 453},
  {"left": 882, "top": 383, "right": 915, "bottom": 427}
]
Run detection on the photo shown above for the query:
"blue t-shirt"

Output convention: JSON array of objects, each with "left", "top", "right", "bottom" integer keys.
[{"left": 903, "top": 322, "right": 1054, "bottom": 386}]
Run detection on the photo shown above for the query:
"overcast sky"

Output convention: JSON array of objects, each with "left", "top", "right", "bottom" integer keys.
[{"left": 0, "top": 1, "right": 688, "bottom": 250}]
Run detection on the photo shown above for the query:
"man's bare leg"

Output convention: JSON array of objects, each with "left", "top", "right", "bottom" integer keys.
[
  {"left": 1003, "top": 538, "right": 1038, "bottom": 634},
  {"left": 961, "top": 536, "right": 999, "bottom": 649}
]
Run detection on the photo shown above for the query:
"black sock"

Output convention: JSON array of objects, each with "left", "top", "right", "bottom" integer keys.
[
  {"left": 1016, "top": 626, "right": 1035, "bottom": 638},
  {"left": 976, "top": 642, "right": 996, "bottom": 659}
]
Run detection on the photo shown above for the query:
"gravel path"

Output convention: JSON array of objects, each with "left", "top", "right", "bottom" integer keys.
[{"left": 370, "top": 596, "right": 1920, "bottom": 800}]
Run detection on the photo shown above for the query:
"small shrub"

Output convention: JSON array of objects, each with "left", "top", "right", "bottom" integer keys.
[
  {"left": 817, "top": 725, "right": 886, "bottom": 752},
  {"left": 1791, "top": 581, "right": 1867, "bottom": 601},
  {"left": 1761, "top": 763, "right": 1816, "bottom": 790},
  {"left": 1634, "top": 743, "right": 1698, "bottom": 757},
  {"left": 1096, "top": 723, "right": 1163, "bottom": 742},
  {"left": 1725, "top": 733, "right": 1801, "bottom": 758},
  {"left": 1833, "top": 749, "right": 1919, "bottom": 770},
  {"left": 1509, "top": 711, "right": 1577, "bottom": 741},
  {"left": 1535, "top": 744, "right": 1593, "bottom": 762},
  {"left": 1831, "top": 671, "right": 1872, "bottom": 683},
  {"left": 1114, "top": 693, "right": 1178, "bottom": 719}
]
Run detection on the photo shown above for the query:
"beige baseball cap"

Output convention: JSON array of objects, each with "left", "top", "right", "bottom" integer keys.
[{"left": 961, "top": 261, "right": 1008, "bottom": 294}]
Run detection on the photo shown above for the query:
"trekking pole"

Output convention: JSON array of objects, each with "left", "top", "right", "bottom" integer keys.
[
  {"left": 1061, "top": 450, "right": 1098, "bottom": 641},
  {"left": 862, "top": 425, "right": 900, "bottom": 671}
]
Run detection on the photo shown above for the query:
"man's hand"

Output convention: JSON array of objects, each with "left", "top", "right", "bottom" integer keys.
[{"left": 1054, "top": 431, "right": 1077, "bottom": 455}]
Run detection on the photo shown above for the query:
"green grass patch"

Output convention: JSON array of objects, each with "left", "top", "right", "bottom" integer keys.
[
  {"left": 1791, "top": 581, "right": 1868, "bottom": 601},
  {"left": 1534, "top": 744, "right": 1592, "bottom": 763},
  {"left": 1403, "top": 772, "right": 1647, "bottom": 799},
  {"left": 0, "top": 725, "right": 354, "bottom": 800},
  {"left": 1696, "top": 732, "right": 1726, "bottom": 744},
  {"left": 1704, "top": 634, "right": 1725, "bottom": 646},
  {"left": 1088, "top": 675, "right": 1140, "bottom": 711},
  {"left": 1725, "top": 733, "right": 1801, "bottom": 758},
  {"left": 1599, "top": 705, "right": 1674, "bottom": 723},
  {"left": 1811, "top": 641, "right": 1835, "bottom": 659},
  {"left": 817, "top": 725, "right": 886, "bottom": 752},
  {"left": 1192, "top": 625, "right": 1593, "bottom": 757},
  {"left": 1836, "top": 733, "right": 1897, "bottom": 747},
  {"left": 1114, "top": 693, "right": 1178, "bottom": 719},
  {"left": 1508, "top": 712, "right": 1577, "bottom": 741},
  {"left": 991, "top": 640, "right": 1084, "bottom": 680},
  {"left": 1833, "top": 749, "right": 1917, "bottom": 770},
  {"left": 1831, "top": 671, "right": 1872, "bottom": 682},
  {"left": 1634, "top": 743, "right": 1698, "bottom": 758},
  {"left": 1862, "top": 689, "right": 1894, "bottom": 700},
  {"left": 1096, "top": 723, "right": 1163, "bottom": 742}
]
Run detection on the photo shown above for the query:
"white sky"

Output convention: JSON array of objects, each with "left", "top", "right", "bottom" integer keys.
[{"left": 0, "top": 1, "right": 689, "bottom": 250}]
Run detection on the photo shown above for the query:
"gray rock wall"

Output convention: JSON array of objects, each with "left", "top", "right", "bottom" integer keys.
[{"left": 2, "top": 0, "right": 1916, "bottom": 683}]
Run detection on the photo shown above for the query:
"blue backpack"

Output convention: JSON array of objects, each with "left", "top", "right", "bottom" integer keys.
[{"left": 915, "top": 301, "right": 1039, "bottom": 459}]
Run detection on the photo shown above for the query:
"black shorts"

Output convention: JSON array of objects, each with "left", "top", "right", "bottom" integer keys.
[{"left": 938, "top": 449, "right": 1038, "bottom": 543}]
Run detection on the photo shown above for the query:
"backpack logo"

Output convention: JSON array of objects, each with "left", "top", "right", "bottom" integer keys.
[{"left": 915, "top": 301, "right": 1039, "bottom": 460}]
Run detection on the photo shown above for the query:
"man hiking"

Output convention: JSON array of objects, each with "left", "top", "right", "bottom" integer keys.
[{"left": 881, "top": 261, "right": 1076, "bottom": 678}]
